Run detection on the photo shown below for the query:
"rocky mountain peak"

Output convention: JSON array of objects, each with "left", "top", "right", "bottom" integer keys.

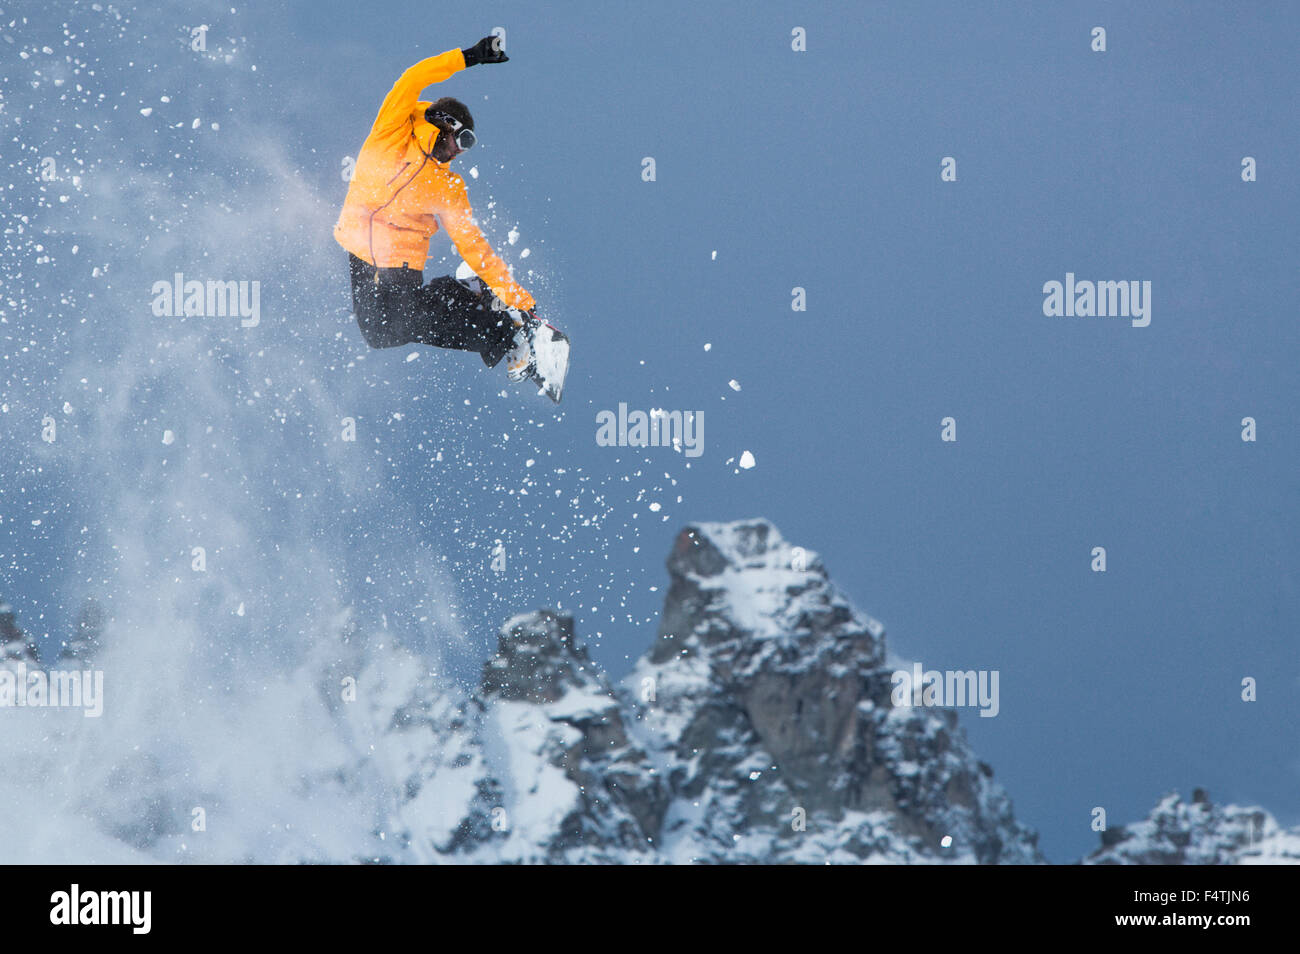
[
  {"left": 1085, "top": 790, "right": 1300, "bottom": 864},
  {"left": 626, "top": 519, "right": 1040, "bottom": 864},
  {"left": 480, "top": 608, "right": 600, "bottom": 704},
  {"left": 666, "top": 519, "right": 795, "bottom": 577},
  {"left": 652, "top": 519, "right": 884, "bottom": 666}
]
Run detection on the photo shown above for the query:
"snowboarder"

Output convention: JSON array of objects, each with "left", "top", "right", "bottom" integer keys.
[{"left": 335, "top": 36, "right": 567, "bottom": 400}]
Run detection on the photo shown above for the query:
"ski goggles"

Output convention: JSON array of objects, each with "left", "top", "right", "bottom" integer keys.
[{"left": 428, "top": 110, "right": 476, "bottom": 150}]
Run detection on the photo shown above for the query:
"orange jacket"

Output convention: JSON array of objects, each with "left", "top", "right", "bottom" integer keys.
[{"left": 334, "top": 48, "right": 535, "bottom": 311}]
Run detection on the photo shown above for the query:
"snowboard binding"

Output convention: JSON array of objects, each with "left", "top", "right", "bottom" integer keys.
[
  {"left": 469, "top": 279, "right": 570, "bottom": 404},
  {"left": 507, "top": 310, "right": 568, "bottom": 403}
]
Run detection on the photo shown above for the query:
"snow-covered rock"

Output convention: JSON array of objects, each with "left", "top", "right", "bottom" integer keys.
[
  {"left": 387, "top": 609, "right": 665, "bottom": 863},
  {"left": 382, "top": 520, "right": 1043, "bottom": 863},
  {"left": 621, "top": 520, "right": 1041, "bottom": 863},
  {"left": 1083, "top": 789, "right": 1300, "bottom": 865}
]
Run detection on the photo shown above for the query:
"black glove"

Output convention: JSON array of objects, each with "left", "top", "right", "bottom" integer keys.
[{"left": 462, "top": 35, "right": 507, "bottom": 66}]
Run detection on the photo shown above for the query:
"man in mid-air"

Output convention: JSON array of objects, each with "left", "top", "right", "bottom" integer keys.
[{"left": 336, "top": 36, "right": 564, "bottom": 396}]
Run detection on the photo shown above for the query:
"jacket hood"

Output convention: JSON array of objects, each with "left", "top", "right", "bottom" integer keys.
[{"left": 410, "top": 100, "right": 443, "bottom": 158}]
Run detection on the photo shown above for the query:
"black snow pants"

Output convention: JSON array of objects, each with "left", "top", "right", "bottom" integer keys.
[{"left": 347, "top": 252, "right": 515, "bottom": 367}]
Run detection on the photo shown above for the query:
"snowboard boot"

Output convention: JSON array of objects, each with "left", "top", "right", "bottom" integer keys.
[{"left": 503, "top": 312, "right": 536, "bottom": 383}]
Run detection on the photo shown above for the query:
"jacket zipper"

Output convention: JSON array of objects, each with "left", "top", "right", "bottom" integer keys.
[{"left": 368, "top": 155, "right": 430, "bottom": 275}]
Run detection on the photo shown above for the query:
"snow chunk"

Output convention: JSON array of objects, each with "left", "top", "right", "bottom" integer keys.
[{"left": 738, "top": 450, "right": 755, "bottom": 469}]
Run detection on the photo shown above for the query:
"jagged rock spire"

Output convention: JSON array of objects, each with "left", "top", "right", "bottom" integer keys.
[
  {"left": 624, "top": 519, "right": 1041, "bottom": 864},
  {"left": 481, "top": 609, "right": 599, "bottom": 704},
  {"left": 652, "top": 519, "right": 884, "bottom": 664}
]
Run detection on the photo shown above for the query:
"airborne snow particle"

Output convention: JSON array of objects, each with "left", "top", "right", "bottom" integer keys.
[
  {"left": 469, "top": 166, "right": 479, "bottom": 179},
  {"left": 728, "top": 379, "right": 741, "bottom": 391},
  {"left": 738, "top": 451, "right": 755, "bottom": 469},
  {"left": 140, "top": 107, "right": 153, "bottom": 116},
  {"left": 162, "top": 429, "right": 175, "bottom": 445},
  {"left": 711, "top": 250, "right": 717, "bottom": 260},
  {"left": 703, "top": 343, "right": 712, "bottom": 351},
  {"left": 941, "top": 835, "right": 953, "bottom": 848},
  {"left": 520, "top": 248, "right": 530, "bottom": 258},
  {"left": 405, "top": 351, "right": 418, "bottom": 362}
]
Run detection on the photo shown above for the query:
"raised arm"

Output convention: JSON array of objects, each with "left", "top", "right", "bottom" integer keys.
[
  {"left": 370, "top": 48, "right": 466, "bottom": 139},
  {"left": 370, "top": 38, "right": 507, "bottom": 140}
]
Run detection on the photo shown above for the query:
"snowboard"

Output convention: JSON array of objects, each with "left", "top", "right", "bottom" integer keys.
[{"left": 525, "top": 317, "right": 569, "bottom": 404}]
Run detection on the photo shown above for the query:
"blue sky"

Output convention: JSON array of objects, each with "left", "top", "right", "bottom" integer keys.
[{"left": 1, "top": 0, "right": 1297, "bottom": 862}]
